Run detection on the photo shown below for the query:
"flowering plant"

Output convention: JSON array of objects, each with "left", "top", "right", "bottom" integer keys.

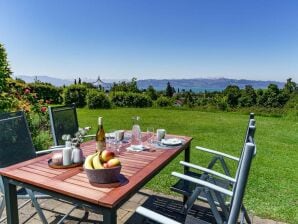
[{"left": 62, "top": 127, "right": 91, "bottom": 147}]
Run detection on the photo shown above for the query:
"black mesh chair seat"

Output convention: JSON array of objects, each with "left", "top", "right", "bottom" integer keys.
[{"left": 171, "top": 171, "right": 230, "bottom": 204}]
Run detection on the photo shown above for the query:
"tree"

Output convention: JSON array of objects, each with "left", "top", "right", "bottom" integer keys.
[
  {"left": 146, "top": 85, "right": 158, "bottom": 100},
  {"left": 256, "top": 89, "right": 266, "bottom": 106},
  {"left": 82, "top": 82, "right": 96, "bottom": 89},
  {"left": 223, "top": 85, "right": 241, "bottom": 107},
  {"left": 239, "top": 85, "right": 257, "bottom": 107},
  {"left": 184, "top": 91, "right": 195, "bottom": 107},
  {"left": 166, "top": 82, "right": 174, "bottom": 97},
  {"left": 15, "top": 77, "right": 26, "bottom": 84},
  {"left": 284, "top": 78, "right": 296, "bottom": 94},
  {"left": 257, "top": 83, "right": 289, "bottom": 108},
  {"left": 0, "top": 43, "right": 12, "bottom": 91},
  {"left": 110, "top": 77, "right": 139, "bottom": 93},
  {"left": 78, "top": 78, "right": 81, "bottom": 84},
  {"left": 74, "top": 79, "right": 77, "bottom": 85}
]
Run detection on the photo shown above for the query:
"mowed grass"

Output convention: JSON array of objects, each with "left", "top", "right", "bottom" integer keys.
[{"left": 77, "top": 108, "right": 298, "bottom": 223}]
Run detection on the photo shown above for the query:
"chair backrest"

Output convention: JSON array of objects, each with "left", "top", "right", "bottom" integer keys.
[
  {"left": 234, "top": 124, "right": 256, "bottom": 181},
  {"left": 242, "top": 113, "right": 255, "bottom": 154},
  {"left": 0, "top": 111, "right": 36, "bottom": 168},
  {"left": 48, "top": 104, "right": 79, "bottom": 146},
  {"left": 240, "top": 118, "right": 256, "bottom": 159},
  {"left": 228, "top": 142, "right": 255, "bottom": 224}
]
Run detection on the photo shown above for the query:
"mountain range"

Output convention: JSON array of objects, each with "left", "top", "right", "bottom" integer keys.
[{"left": 16, "top": 75, "right": 285, "bottom": 92}]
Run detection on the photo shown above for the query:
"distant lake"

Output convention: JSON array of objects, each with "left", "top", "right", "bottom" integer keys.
[{"left": 152, "top": 86, "right": 223, "bottom": 93}]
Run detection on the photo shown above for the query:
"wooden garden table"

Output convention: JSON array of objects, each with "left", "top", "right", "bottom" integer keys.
[{"left": 0, "top": 134, "right": 192, "bottom": 224}]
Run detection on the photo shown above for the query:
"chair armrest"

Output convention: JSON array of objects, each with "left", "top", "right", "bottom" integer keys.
[
  {"left": 35, "top": 146, "right": 64, "bottom": 155},
  {"left": 136, "top": 206, "right": 181, "bottom": 224},
  {"left": 180, "top": 161, "right": 236, "bottom": 183},
  {"left": 172, "top": 172, "right": 233, "bottom": 197},
  {"left": 196, "top": 146, "right": 239, "bottom": 161}
]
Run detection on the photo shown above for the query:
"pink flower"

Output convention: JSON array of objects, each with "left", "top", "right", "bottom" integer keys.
[
  {"left": 41, "top": 107, "right": 47, "bottom": 113},
  {"left": 24, "top": 88, "right": 30, "bottom": 94}
]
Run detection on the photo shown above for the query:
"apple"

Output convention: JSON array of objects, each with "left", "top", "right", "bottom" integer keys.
[
  {"left": 101, "top": 150, "right": 115, "bottom": 162},
  {"left": 107, "top": 158, "right": 121, "bottom": 168},
  {"left": 103, "top": 163, "right": 109, "bottom": 168}
]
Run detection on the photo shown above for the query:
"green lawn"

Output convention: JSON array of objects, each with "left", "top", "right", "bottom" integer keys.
[{"left": 77, "top": 108, "right": 298, "bottom": 223}]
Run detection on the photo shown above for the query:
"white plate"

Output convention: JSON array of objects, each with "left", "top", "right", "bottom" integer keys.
[
  {"left": 126, "top": 145, "right": 149, "bottom": 152},
  {"left": 105, "top": 132, "right": 115, "bottom": 138},
  {"left": 161, "top": 138, "right": 182, "bottom": 146}
]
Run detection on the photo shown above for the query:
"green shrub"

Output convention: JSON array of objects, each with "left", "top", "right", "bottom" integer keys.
[
  {"left": 0, "top": 93, "right": 18, "bottom": 112},
  {"left": 111, "top": 92, "right": 152, "bottom": 107},
  {"left": 87, "top": 89, "right": 111, "bottom": 109},
  {"left": 29, "top": 83, "right": 63, "bottom": 104},
  {"left": 156, "top": 96, "right": 173, "bottom": 107},
  {"left": 64, "top": 84, "right": 87, "bottom": 107},
  {"left": 33, "top": 130, "right": 52, "bottom": 151},
  {"left": 133, "top": 93, "right": 152, "bottom": 107}
]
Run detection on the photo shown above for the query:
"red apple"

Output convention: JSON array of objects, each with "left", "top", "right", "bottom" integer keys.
[
  {"left": 101, "top": 150, "right": 115, "bottom": 162},
  {"left": 107, "top": 158, "right": 121, "bottom": 168}
]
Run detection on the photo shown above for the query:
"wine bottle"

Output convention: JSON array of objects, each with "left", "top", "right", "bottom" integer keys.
[{"left": 96, "top": 117, "right": 106, "bottom": 152}]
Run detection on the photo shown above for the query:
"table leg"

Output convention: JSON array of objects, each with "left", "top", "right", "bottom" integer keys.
[
  {"left": 183, "top": 144, "right": 191, "bottom": 203},
  {"left": 2, "top": 177, "right": 18, "bottom": 224},
  {"left": 102, "top": 207, "right": 117, "bottom": 224}
]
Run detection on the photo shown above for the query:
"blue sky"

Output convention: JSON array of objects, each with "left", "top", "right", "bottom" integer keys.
[{"left": 0, "top": 0, "right": 297, "bottom": 82}]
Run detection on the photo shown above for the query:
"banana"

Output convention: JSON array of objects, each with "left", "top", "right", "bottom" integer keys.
[
  {"left": 84, "top": 154, "right": 96, "bottom": 169},
  {"left": 92, "top": 153, "right": 104, "bottom": 169}
]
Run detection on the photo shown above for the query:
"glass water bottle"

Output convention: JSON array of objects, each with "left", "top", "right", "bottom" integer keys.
[{"left": 131, "top": 116, "right": 142, "bottom": 147}]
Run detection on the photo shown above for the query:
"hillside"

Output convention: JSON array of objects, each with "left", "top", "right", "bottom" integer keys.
[{"left": 16, "top": 75, "right": 285, "bottom": 92}]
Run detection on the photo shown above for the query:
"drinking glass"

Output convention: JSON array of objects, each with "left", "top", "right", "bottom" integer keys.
[
  {"left": 114, "top": 130, "right": 124, "bottom": 155},
  {"left": 147, "top": 127, "right": 154, "bottom": 144},
  {"left": 106, "top": 129, "right": 116, "bottom": 149}
]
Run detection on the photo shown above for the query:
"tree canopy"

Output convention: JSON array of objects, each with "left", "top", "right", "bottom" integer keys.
[{"left": 0, "top": 43, "right": 12, "bottom": 91}]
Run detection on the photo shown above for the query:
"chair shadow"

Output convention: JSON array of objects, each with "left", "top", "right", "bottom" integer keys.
[{"left": 124, "top": 194, "right": 221, "bottom": 224}]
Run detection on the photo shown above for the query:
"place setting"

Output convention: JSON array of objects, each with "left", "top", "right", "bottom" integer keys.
[
  {"left": 151, "top": 129, "right": 184, "bottom": 149},
  {"left": 126, "top": 126, "right": 184, "bottom": 152}
]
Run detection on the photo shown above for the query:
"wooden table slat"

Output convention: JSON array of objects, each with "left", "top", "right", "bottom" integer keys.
[
  {"left": 19, "top": 167, "right": 57, "bottom": 178},
  {"left": 26, "top": 164, "right": 63, "bottom": 175}
]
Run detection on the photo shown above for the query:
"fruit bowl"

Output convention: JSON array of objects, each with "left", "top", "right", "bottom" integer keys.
[{"left": 84, "top": 165, "right": 121, "bottom": 184}]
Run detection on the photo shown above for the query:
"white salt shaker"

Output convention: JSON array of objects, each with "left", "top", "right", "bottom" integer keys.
[
  {"left": 72, "top": 145, "right": 84, "bottom": 164},
  {"left": 63, "top": 141, "right": 72, "bottom": 166}
]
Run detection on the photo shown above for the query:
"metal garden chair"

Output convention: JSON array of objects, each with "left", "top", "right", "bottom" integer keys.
[
  {"left": 48, "top": 104, "right": 79, "bottom": 146},
  {"left": 0, "top": 111, "right": 77, "bottom": 223},
  {"left": 171, "top": 114, "right": 256, "bottom": 223},
  {"left": 48, "top": 104, "right": 95, "bottom": 147},
  {"left": 136, "top": 142, "right": 256, "bottom": 224},
  {"left": 181, "top": 125, "right": 255, "bottom": 222}
]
